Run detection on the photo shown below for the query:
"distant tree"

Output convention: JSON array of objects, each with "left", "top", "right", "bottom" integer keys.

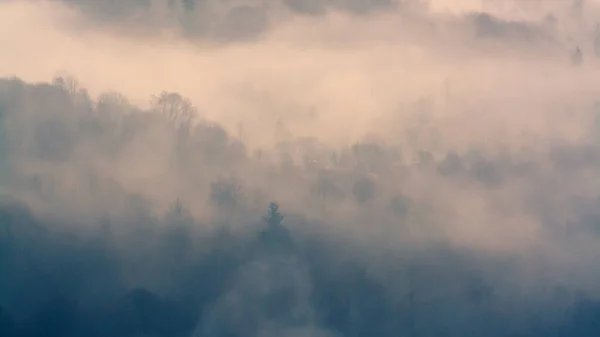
[
  {"left": 438, "top": 151, "right": 464, "bottom": 176},
  {"left": 263, "top": 202, "right": 284, "bottom": 228},
  {"left": 52, "top": 74, "right": 82, "bottom": 96},
  {"left": 191, "top": 122, "right": 232, "bottom": 165},
  {"left": 151, "top": 92, "right": 196, "bottom": 132},
  {"left": 353, "top": 176, "right": 376, "bottom": 204},
  {"left": 352, "top": 142, "right": 387, "bottom": 173},
  {"left": 418, "top": 150, "right": 434, "bottom": 168},
  {"left": 164, "top": 200, "right": 193, "bottom": 245},
  {"left": 258, "top": 202, "right": 294, "bottom": 255},
  {"left": 388, "top": 194, "right": 411, "bottom": 221},
  {"left": 470, "top": 158, "right": 501, "bottom": 185},
  {"left": 210, "top": 177, "right": 244, "bottom": 209},
  {"left": 312, "top": 172, "right": 345, "bottom": 203},
  {"left": 165, "top": 198, "right": 194, "bottom": 229},
  {"left": 170, "top": 198, "right": 185, "bottom": 216},
  {"left": 97, "top": 92, "right": 131, "bottom": 117},
  {"left": 52, "top": 73, "right": 92, "bottom": 112}
]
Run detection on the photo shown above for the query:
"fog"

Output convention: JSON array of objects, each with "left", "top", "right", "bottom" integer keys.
[{"left": 2, "top": 0, "right": 600, "bottom": 336}]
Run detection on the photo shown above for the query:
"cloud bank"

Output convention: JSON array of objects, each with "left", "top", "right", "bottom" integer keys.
[{"left": 2, "top": 0, "right": 600, "bottom": 336}]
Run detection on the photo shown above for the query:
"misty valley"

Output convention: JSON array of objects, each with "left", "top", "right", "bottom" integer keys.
[{"left": 3, "top": 0, "right": 600, "bottom": 336}]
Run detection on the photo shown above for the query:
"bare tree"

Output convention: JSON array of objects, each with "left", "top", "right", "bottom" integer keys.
[
  {"left": 52, "top": 73, "right": 92, "bottom": 111},
  {"left": 52, "top": 73, "right": 82, "bottom": 96},
  {"left": 150, "top": 91, "right": 197, "bottom": 131},
  {"left": 210, "top": 177, "right": 245, "bottom": 209}
]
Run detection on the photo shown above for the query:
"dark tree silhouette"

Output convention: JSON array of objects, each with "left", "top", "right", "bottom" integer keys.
[
  {"left": 258, "top": 202, "right": 294, "bottom": 255},
  {"left": 151, "top": 91, "right": 196, "bottom": 132},
  {"left": 264, "top": 202, "right": 284, "bottom": 228}
]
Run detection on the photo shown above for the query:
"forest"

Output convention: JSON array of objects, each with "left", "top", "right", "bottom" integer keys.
[{"left": 0, "top": 73, "right": 600, "bottom": 336}]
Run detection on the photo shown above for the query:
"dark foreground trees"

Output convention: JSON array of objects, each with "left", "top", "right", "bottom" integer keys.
[{"left": 2, "top": 199, "right": 600, "bottom": 337}]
